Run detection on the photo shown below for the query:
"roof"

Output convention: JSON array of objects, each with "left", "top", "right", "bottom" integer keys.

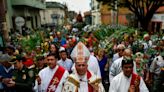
[
  {"left": 84, "top": 11, "right": 91, "bottom": 16},
  {"left": 156, "top": 6, "right": 164, "bottom": 13},
  {"left": 46, "top": 2, "right": 65, "bottom": 9}
]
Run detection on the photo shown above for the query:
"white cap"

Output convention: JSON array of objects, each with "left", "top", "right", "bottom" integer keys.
[
  {"left": 0, "top": 54, "right": 12, "bottom": 62},
  {"left": 59, "top": 46, "right": 65, "bottom": 52},
  {"left": 144, "top": 34, "right": 149, "bottom": 38},
  {"left": 71, "top": 42, "right": 90, "bottom": 63}
]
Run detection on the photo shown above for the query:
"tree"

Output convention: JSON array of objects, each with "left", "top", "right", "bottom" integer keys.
[{"left": 97, "top": 0, "right": 164, "bottom": 31}]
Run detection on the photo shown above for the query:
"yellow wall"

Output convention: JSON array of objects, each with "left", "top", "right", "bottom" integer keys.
[{"left": 100, "top": 4, "right": 133, "bottom": 25}]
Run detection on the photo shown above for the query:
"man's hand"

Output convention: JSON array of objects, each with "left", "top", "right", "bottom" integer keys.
[
  {"left": 2, "top": 78, "right": 10, "bottom": 85},
  {"left": 36, "top": 76, "right": 41, "bottom": 85},
  {"left": 134, "top": 78, "right": 140, "bottom": 87},
  {"left": 128, "top": 85, "right": 135, "bottom": 92},
  {"left": 90, "top": 83, "right": 99, "bottom": 92},
  {"left": 145, "top": 79, "right": 152, "bottom": 85},
  {"left": 6, "top": 80, "right": 15, "bottom": 87},
  {"left": 145, "top": 78, "right": 149, "bottom": 83}
]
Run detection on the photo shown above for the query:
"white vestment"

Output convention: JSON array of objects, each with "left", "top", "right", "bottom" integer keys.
[
  {"left": 72, "top": 55, "right": 101, "bottom": 78},
  {"left": 109, "top": 72, "right": 149, "bottom": 92},
  {"left": 62, "top": 71, "right": 105, "bottom": 92},
  {"left": 34, "top": 65, "right": 69, "bottom": 92},
  {"left": 109, "top": 57, "right": 137, "bottom": 82}
]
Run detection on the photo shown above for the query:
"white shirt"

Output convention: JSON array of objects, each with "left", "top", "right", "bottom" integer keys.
[
  {"left": 112, "top": 53, "right": 120, "bottom": 62},
  {"left": 71, "top": 55, "right": 101, "bottom": 78},
  {"left": 58, "top": 58, "right": 73, "bottom": 71},
  {"left": 142, "top": 40, "right": 152, "bottom": 52},
  {"left": 109, "top": 72, "right": 149, "bottom": 92},
  {"left": 35, "top": 65, "right": 69, "bottom": 92},
  {"left": 109, "top": 57, "right": 137, "bottom": 82},
  {"left": 150, "top": 55, "right": 164, "bottom": 75}
]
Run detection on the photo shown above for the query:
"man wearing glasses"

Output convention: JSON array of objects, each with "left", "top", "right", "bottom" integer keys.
[{"left": 109, "top": 49, "right": 137, "bottom": 82}]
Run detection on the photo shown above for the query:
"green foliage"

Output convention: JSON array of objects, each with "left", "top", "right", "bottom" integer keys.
[
  {"left": 93, "top": 25, "right": 141, "bottom": 51},
  {"left": 93, "top": 25, "right": 136, "bottom": 41},
  {"left": 73, "top": 22, "right": 86, "bottom": 31},
  {"left": 20, "top": 31, "right": 43, "bottom": 52},
  {"left": 93, "top": 25, "right": 115, "bottom": 40},
  {"left": 146, "top": 48, "right": 157, "bottom": 56}
]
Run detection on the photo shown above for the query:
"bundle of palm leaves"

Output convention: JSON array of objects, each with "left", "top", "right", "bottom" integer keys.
[
  {"left": 19, "top": 31, "right": 43, "bottom": 52},
  {"left": 96, "top": 25, "right": 139, "bottom": 51}
]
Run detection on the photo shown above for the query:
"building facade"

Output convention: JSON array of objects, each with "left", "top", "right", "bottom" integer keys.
[
  {"left": 150, "top": 6, "right": 164, "bottom": 32},
  {"left": 8, "top": 0, "right": 45, "bottom": 31},
  {"left": 84, "top": 11, "right": 92, "bottom": 25},
  {"left": 40, "top": 2, "right": 66, "bottom": 27},
  {"left": 100, "top": 4, "right": 133, "bottom": 25},
  {"left": 0, "top": 0, "right": 45, "bottom": 43},
  {"left": 91, "top": 0, "right": 101, "bottom": 25},
  {"left": 68, "top": 11, "right": 77, "bottom": 24}
]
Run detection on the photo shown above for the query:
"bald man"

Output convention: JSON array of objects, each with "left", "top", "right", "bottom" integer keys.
[{"left": 109, "top": 49, "right": 137, "bottom": 82}]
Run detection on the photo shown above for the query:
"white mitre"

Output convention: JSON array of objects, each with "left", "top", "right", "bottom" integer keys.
[{"left": 70, "top": 41, "right": 90, "bottom": 63}]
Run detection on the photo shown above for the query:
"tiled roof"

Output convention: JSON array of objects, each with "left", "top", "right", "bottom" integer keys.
[{"left": 156, "top": 6, "right": 164, "bottom": 13}]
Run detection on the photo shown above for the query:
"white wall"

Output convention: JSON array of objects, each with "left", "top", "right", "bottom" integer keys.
[
  {"left": 91, "top": 0, "right": 101, "bottom": 25},
  {"left": 152, "top": 14, "right": 164, "bottom": 29},
  {"left": 40, "top": 8, "right": 65, "bottom": 25}
]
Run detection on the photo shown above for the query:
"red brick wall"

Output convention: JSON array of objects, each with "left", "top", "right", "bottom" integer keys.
[
  {"left": 101, "top": 13, "right": 111, "bottom": 25},
  {"left": 101, "top": 13, "right": 129, "bottom": 25}
]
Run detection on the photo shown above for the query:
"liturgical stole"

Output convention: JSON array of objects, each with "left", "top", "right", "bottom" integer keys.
[
  {"left": 47, "top": 66, "right": 65, "bottom": 92},
  {"left": 87, "top": 71, "right": 94, "bottom": 92},
  {"left": 130, "top": 73, "right": 141, "bottom": 86}
]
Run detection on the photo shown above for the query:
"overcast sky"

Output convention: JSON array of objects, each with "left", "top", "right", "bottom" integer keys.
[{"left": 46, "top": 0, "right": 91, "bottom": 14}]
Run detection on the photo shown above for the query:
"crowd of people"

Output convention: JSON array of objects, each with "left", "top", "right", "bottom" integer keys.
[{"left": 0, "top": 27, "right": 164, "bottom": 92}]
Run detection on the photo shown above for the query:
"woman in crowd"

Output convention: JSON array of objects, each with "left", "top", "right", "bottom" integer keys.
[{"left": 96, "top": 48, "right": 108, "bottom": 85}]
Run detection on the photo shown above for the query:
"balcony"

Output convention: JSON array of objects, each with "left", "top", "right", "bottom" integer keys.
[{"left": 11, "top": 0, "right": 46, "bottom": 9}]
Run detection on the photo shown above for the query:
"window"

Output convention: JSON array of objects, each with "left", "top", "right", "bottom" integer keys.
[{"left": 161, "top": 15, "right": 164, "bottom": 20}]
